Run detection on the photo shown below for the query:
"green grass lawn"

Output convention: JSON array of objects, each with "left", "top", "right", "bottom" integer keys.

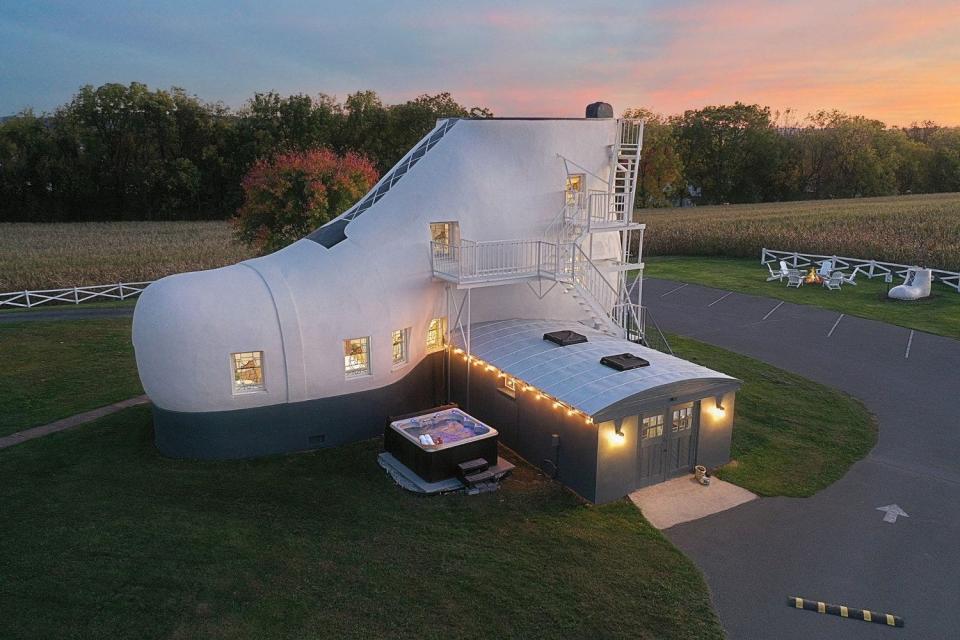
[
  {"left": 643, "top": 256, "right": 960, "bottom": 339},
  {"left": 0, "top": 317, "right": 142, "bottom": 436},
  {"left": 0, "top": 406, "right": 724, "bottom": 640},
  {"left": 669, "top": 335, "right": 876, "bottom": 497}
]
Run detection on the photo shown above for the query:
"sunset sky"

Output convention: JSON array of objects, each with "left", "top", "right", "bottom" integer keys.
[{"left": 2, "top": 0, "right": 958, "bottom": 125}]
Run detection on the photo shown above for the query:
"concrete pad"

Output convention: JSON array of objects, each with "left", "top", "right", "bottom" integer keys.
[{"left": 628, "top": 476, "right": 757, "bottom": 530}]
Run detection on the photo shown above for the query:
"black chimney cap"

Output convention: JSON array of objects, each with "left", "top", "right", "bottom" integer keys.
[{"left": 585, "top": 102, "right": 613, "bottom": 118}]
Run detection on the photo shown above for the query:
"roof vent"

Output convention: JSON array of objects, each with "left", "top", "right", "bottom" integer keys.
[
  {"left": 585, "top": 102, "right": 613, "bottom": 118},
  {"left": 543, "top": 330, "right": 588, "bottom": 346},
  {"left": 600, "top": 353, "right": 650, "bottom": 371}
]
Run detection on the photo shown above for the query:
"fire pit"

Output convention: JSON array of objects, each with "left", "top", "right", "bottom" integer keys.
[{"left": 803, "top": 266, "right": 823, "bottom": 285}]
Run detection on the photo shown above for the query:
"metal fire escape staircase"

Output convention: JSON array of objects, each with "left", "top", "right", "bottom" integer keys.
[{"left": 431, "top": 119, "right": 672, "bottom": 354}]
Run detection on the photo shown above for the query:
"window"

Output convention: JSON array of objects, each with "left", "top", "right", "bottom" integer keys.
[
  {"left": 641, "top": 414, "right": 664, "bottom": 439},
  {"left": 231, "top": 351, "right": 264, "bottom": 393},
  {"left": 391, "top": 328, "right": 410, "bottom": 368},
  {"left": 426, "top": 317, "right": 447, "bottom": 352},
  {"left": 430, "top": 222, "right": 459, "bottom": 259},
  {"left": 672, "top": 406, "right": 694, "bottom": 433},
  {"left": 565, "top": 174, "right": 585, "bottom": 205},
  {"left": 344, "top": 337, "right": 371, "bottom": 378},
  {"left": 498, "top": 375, "right": 517, "bottom": 399}
]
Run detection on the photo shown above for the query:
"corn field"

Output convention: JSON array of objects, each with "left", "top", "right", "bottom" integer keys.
[
  {"left": 639, "top": 193, "right": 960, "bottom": 271},
  {"left": 0, "top": 221, "right": 253, "bottom": 291}
]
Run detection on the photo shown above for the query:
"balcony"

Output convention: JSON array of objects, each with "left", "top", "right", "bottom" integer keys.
[{"left": 430, "top": 239, "right": 561, "bottom": 288}]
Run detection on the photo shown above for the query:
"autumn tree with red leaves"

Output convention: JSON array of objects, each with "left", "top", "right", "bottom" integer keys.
[{"left": 233, "top": 149, "right": 378, "bottom": 254}]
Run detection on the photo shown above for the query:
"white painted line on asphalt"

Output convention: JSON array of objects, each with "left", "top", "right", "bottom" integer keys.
[
  {"left": 827, "top": 314, "right": 844, "bottom": 337},
  {"left": 905, "top": 330, "right": 914, "bottom": 359},
  {"left": 877, "top": 504, "right": 909, "bottom": 523},
  {"left": 660, "top": 283, "right": 688, "bottom": 298},
  {"left": 707, "top": 292, "right": 733, "bottom": 307},
  {"left": 761, "top": 301, "right": 784, "bottom": 321}
]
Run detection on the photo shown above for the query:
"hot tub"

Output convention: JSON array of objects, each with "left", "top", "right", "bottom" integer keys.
[{"left": 384, "top": 407, "right": 499, "bottom": 483}]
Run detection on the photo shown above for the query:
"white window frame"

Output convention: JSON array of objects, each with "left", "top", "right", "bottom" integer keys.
[
  {"left": 391, "top": 327, "right": 410, "bottom": 369},
  {"left": 344, "top": 336, "right": 372, "bottom": 379},
  {"left": 565, "top": 173, "right": 585, "bottom": 205},
  {"left": 231, "top": 351, "right": 265, "bottom": 395},
  {"left": 426, "top": 317, "right": 447, "bottom": 353}
]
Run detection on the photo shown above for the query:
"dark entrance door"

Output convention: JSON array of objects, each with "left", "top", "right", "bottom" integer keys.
[
  {"left": 637, "top": 403, "right": 700, "bottom": 487},
  {"left": 637, "top": 413, "right": 666, "bottom": 486},
  {"left": 666, "top": 403, "right": 698, "bottom": 476}
]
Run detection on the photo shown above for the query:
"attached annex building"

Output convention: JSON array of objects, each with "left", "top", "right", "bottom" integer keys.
[{"left": 132, "top": 105, "right": 740, "bottom": 503}]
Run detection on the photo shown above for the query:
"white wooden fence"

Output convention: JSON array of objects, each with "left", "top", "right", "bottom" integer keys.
[
  {"left": 0, "top": 282, "right": 153, "bottom": 309},
  {"left": 761, "top": 248, "right": 960, "bottom": 293}
]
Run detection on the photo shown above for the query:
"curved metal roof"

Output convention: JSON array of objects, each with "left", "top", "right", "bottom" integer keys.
[{"left": 451, "top": 319, "right": 739, "bottom": 419}]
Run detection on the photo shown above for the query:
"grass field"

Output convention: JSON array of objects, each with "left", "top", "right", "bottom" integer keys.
[
  {"left": 639, "top": 192, "right": 960, "bottom": 271},
  {"left": 0, "top": 317, "right": 142, "bottom": 436},
  {"left": 670, "top": 335, "right": 875, "bottom": 497},
  {"left": 644, "top": 256, "right": 960, "bottom": 339},
  {"left": 0, "top": 221, "right": 252, "bottom": 291},
  {"left": 0, "top": 407, "right": 724, "bottom": 640}
]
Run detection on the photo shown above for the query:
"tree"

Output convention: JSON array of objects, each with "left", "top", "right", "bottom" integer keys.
[
  {"left": 672, "top": 103, "right": 790, "bottom": 204},
  {"left": 622, "top": 108, "right": 684, "bottom": 207},
  {"left": 232, "top": 148, "right": 378, "bottom": 254}
]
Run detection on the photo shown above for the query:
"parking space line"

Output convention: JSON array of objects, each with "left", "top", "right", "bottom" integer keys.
[
  {"left": 905, "top": 330, "right": 914, "bottom": 359},
  {"left": 827, "top": 314, "right": 844, "bottom": 337},
  {"left": 761, "top": 301, "right": 784, "bottom": 321},
  {"left": 707, "top": 292, "right": 733, "bottom": 307},
  {"left": 660, "top": 283, "right": 688, "bottom": 298}
]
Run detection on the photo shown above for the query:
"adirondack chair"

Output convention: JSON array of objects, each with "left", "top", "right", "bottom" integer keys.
[
  {"left": 766, "top": 262, "right": 789, "bottom": 281},
  {"left": 817, "top": 260, "right": 833, "bottom": 279},
  {"left": 786, "top": 270, "right": 805, "bottom": 288},
  {"left": 840, "top": 266, "right": 863, "bottom": 286},
  {"left": 824, "top": 272, "right": 843, "bottom": 290}
]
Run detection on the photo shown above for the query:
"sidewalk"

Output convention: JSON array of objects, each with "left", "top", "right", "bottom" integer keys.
[{"left": 0, "top": 395, "right": 150, "bottom": 450}]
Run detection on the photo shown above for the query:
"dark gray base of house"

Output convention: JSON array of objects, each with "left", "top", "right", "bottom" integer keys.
[{"left": 153, "top": 353, "right": 445, "bottom": 459}]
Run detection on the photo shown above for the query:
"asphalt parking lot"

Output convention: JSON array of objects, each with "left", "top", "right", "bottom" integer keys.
[{"left": 643, "top": 278, "right": 960, "bottom": 640}]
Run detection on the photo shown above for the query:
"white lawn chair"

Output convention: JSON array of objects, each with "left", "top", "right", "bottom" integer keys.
[
  {"left": 786, "top": 270, "right": 804, "bottom": 288},
  {"left": 824, "top": 272, "right": 843, "bottom": 290},
  {"left": 817, "top": 260, "right": 833, "bottom": 279},
  {"left": 840, "top": 266, "right": 862, "bottom": 286},
  {"left": 766, "top": 262, "right": 789, "bottom": 282}
]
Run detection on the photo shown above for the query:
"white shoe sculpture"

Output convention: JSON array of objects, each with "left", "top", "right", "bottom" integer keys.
[{"left": 888, "top": 268, "right": 932, "bottom": 300}]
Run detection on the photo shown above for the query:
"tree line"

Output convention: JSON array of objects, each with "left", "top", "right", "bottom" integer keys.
[
  {"left": 0, "top": 83, "right": 491, "bottom": 222},
  {"left": 629, "top": 104, "right": 960, "bottom": 207},
  {"left": 2, "top": 84, "right": 958, "bottom": 222}
]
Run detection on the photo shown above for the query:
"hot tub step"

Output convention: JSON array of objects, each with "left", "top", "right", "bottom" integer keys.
[
  {"left": 463, "top": 468, "right": 499, "bottom": 486},
  {"left": 457, "top": 458, "right": 490, "bottom": 477}
]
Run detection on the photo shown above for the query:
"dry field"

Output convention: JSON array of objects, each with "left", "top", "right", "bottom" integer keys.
[
  {"left": 639, "top": 192, "right": 960, "bottom": 271},
  {"left": 0, "top": 221, "right": 251, "bottom": 291}
]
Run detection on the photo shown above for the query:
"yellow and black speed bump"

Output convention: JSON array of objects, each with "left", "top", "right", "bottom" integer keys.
[{"left": 788, "top": 596, "right": 904, "bottom": 628}]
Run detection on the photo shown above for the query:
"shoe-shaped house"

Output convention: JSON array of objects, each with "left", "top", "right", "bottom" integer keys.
[{"left": 133, "top": 103, "right": 740, "bottom": 502}]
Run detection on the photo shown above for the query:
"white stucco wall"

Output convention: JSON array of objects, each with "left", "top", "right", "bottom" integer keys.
[{"left": 133, "top": 118, "right": 624, "bottom": 412}]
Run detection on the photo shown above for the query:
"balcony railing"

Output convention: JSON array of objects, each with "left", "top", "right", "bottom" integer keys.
[{"left": 431, "top": 239, "right": 559, "bottom": 284}]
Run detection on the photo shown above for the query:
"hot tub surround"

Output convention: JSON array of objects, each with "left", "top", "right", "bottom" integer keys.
[{"left": 384, "top": 406, "right": 499, "bottom": 483}]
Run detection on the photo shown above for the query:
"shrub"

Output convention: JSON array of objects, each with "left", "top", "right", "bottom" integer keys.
[{"left": 232, "top": 148, "right": 378, "bottom": 254}]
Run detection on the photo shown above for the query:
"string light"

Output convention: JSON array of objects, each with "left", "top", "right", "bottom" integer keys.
[{"left": 455, "top": 348, "right": 596, "bottom": 427}]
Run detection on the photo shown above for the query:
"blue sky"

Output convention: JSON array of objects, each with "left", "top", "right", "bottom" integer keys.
[{"left": 2, "top": 0, "right": 958, "bottom": 124}]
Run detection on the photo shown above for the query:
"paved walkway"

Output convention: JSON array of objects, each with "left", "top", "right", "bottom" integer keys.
[
  {"left": 643, "top": 278, "right": 960, "bottom": 640},
  {"left": 629, "top": 476, "right": 757, "bottom": 530},
  {"left": 0, "top": 396, "right": 150, "bottom": 450}
]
